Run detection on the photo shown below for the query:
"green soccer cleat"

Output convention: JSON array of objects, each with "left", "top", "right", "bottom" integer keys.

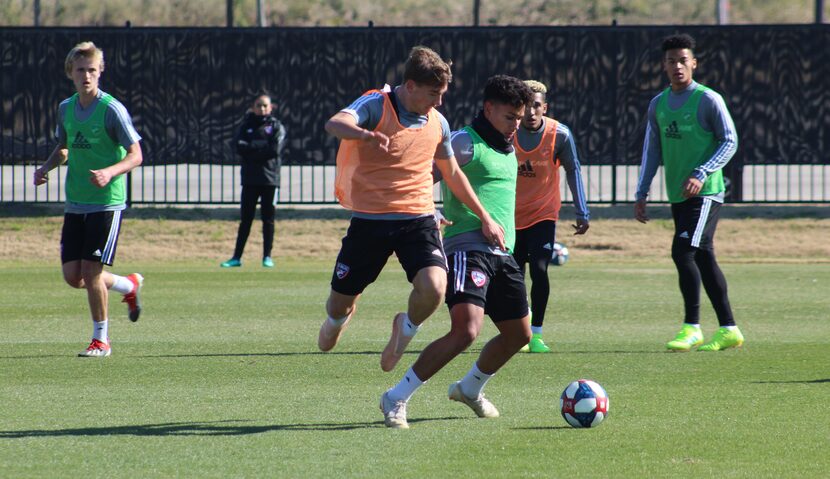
[
  {"left": 220, "top": 258, "right": 241, "bottom": 268},
  {"left": 262, "top": 256, "right": 274, "bottom": 268},
  {"left": 698, "top": 327, "right": 744, "bottom": 352},
  {"left": 528, "top": 334, "right": 551, "bottom": 353},
  {"left": 518, "top": 343, "right": 530, "bottom": 353},
  {"left": 666, "top": 324, "right": 704, "bottom": 351}
]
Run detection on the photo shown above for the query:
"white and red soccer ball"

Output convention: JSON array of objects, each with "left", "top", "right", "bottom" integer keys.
[{"left": 560, "top": 379, "right": 609, "bottom": 428}]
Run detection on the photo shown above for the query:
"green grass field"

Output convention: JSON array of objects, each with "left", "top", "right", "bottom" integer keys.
[{"left": 1, "top": 260, "right": 828, "bottom": 478}]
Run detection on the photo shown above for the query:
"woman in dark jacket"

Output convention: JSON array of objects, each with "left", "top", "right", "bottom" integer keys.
[{"left": 221, "top": 92, "right": 286, "bottom": 268}]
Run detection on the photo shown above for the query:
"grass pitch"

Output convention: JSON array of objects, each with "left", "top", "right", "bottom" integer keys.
[{"left": 1, "top": 259, "right": 828, "bottom": 478}]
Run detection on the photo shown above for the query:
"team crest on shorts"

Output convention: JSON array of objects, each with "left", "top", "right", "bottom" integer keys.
[
  {"left": 335, "top": 262, "right": 350, "bottom": 279},
  {"left": 470, "top": 270, "right": 487, "bottom": 288}
]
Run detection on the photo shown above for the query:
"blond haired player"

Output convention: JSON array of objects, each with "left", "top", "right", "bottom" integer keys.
[
  {"left": 513, "top": 80, "right": 590, "bottom": 353},
  {"left": 33, "top": 42, "right": 144, "bottom": 357}
]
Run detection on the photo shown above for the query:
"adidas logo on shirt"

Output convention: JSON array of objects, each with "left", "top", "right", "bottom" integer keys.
[
  {"left": 72, "top": 131, "right": 93, "bottom": 150},
  {"left": 664, "top": 121, "right": 682, "bottom": 140},
  {"left": 517, "top": 160, "right": 536, "bottom": 178}
]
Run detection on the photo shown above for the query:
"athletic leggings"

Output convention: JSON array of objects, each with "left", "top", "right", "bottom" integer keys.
[
  {"left": 233, "top": 185, "right": 276, "bottom": 259},
  {"left": 512, "top": 220, "right": 557, "bottom": 328},
  {"left": 671, "top": 241, "right": 735, "bottom": 327}
]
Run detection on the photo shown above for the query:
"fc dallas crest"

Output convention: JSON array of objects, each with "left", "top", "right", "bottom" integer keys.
[
  {"left": 335, "top": 262, "right": 350, "bottom": 279},
  {"left": 470, "top": 270, "right": 487, "bottom": 287}
]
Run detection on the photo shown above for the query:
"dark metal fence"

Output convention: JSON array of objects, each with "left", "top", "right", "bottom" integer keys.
[{"left": 2, "top": 25, "right": 828, "bottom": 204}]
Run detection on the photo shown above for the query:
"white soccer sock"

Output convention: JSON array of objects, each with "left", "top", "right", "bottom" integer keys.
[
  {"left": 684, "top": 323, "right": 701, "bottom": 329},
  {"left": 387, "top": 367, "right": 425, "bottom": 403},
  {"left": 531, "top": 326, "right": 543, "bottom": 335},
  {"left": 459, "top": 362, "right": 493, "bottom": 399},
  {"left": 92, "top": 319, "right": 109, "bottom": 343},
  {"left": 401, "top": 312, "right": 420, "bottom": 337},
  {"left": 110, "top": 274, "right": 134, "bottom": 294},
  {"left": 724, "top": 325, "right": 738, "bottom": 330}
]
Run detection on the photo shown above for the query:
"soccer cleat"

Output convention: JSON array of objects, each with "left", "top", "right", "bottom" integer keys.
[
  {"left": 78, "top": 339, "right": 111, "bottom": 357},
  {"left": 317, "top": 305, "right": 356, "bottom": 352},
  {"left": 262, "top": 256, "right": 274, "bottom": 268},
  {"left": 220, "top": 258, "right": 242, "bottom": 268},
  {"left": 698, "top": 327, "right": 744, "bottom": 352},
  {"left": 379, "top": 391, "right": 409, "bottom": 429},
  {"left": 380, "top": 312, "right": 413, "bottom": 372},
  {"left": 122, "top": 273, "right": 144, "bottom": 322},
  {"left": 666, "top": 324, "right": 704, "bottom": 351},
  {"left": 448, "top": 381, "right": 499, "bottom": 418},
  {"left": 519, "top": 343, "right": 530, "bottom": 353},
  {"left": 527, "top": 334, "right": 551, "bottom": 353}
]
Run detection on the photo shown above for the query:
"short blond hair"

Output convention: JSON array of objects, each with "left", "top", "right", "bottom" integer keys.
[
  {"left": 523, "top": 80, "right": 548, "bottom": 95},
  {"left": 65, "top": 41, "right": 104, "bottom": 78}
]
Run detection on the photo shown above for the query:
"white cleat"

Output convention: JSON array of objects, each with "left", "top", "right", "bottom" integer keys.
[
  {"left": 448, "top": 381, "right": 499, "bottom": 418},
  {"left": 379, "top": 391, "right": 409, "bottom": 429}
]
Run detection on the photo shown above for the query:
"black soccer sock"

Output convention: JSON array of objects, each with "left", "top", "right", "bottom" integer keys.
[
  {"left": 672, "top": 241, "right": 701, "bottom": 325},
  {"left": 695, "top": 248, "right": 736, "bottom": 327}
]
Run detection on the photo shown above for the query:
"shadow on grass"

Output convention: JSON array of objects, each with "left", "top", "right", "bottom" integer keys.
[
  {"left": 125, "top": 349, "right": 666, "bottom": 358},
  {"left": 131, "top": 350, "right": 419, "bottom": 358},
  {"left": 513, "top": 426, "right": 574, "bottom": 431},
  {"left": 751, "top": 379, "right": 829, "bottom": 384},
  {"left": 0, "top": 349, "right": 664, "bottom": 360},
  {"left": 0, "top": 417, "right": 462, "bottom": 438}
]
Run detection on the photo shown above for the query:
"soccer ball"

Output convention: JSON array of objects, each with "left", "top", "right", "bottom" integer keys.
[
  {"left": 560, "top": 379, "right": 609, "bottom": 428},
  {"left": 551, "top": 242, "right": 569, "bottom": 266}
]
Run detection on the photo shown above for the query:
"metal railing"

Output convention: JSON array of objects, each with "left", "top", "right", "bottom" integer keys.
[{"left": 3, "top": 162, "right": 827, "bottom": 205}]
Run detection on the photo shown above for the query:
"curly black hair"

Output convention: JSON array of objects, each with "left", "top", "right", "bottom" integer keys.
[
  {"left": 482, "top": 75, "right": 533, "bottom": 108},
  {"left": 662, "top": 34, "right": 696, "bottom": 53}
]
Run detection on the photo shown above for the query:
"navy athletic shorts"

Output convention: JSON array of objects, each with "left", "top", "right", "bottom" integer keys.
[
  {"left": 331, "top": 216, "right": 447, "bottom": 296},
  {"left": 60, "top": 210, "right": 123, "bottom": 266},
  {"left": 446, "top": 250, "right": 529, "bottom": 322},
  {"left": 670, "top": 196, "right": 722, "bottom": 250}
]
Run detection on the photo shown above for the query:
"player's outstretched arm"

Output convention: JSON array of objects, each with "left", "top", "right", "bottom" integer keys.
[
  {"left": 33, "top": 145, "right": 67, "bottom": 186},
  {"left": 435, "top": 156, "right": 505, "bottom": 250},
  {"left": 325, "top": 112, "right": 389, "bottom": 152}
]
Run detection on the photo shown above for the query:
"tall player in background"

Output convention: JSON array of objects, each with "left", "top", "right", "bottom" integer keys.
[
  {"left": 512, "top": 80, "right": 589, "bottom": 353},
  {"left": 318, "top": 46, "right": 503, "bottom": 378},
  {"left": 635, "top": 33, "right": 743, "bottom": 352},
  {"left": 33, "top": 41, "right": 144, "bottom": 357}
]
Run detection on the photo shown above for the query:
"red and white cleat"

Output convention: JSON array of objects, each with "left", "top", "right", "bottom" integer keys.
[
  {"left": 78, "top": 339, "right": 111, "bottom": 358},
  {"left": 122, "top": 273, "right": 144, "bottom": 322}
]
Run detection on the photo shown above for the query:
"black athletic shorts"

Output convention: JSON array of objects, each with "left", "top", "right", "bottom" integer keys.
[
  {"left": 670, "top": 197, "right": 722, "bottom": 250},
  {"left": 331, "top": 216, "right": 447, "bottom": 296},
  {"left": 513, "top": 220, "right": 557, "bottom": 270},
  {"left": 60, "top": 210, "right": 123, "bottom": 266},
  {"left": 446, "top": 250, "right": 529, "bottom": 322}
]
